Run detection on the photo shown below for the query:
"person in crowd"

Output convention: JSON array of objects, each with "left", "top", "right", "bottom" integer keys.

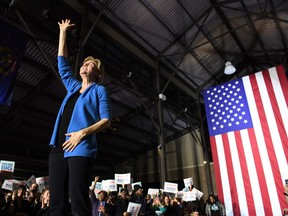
[
  {"left": 107, "top": 191, "right": 117, "bottom": 207},
  {"left": 89, "top": 176, "right": 114, "bottom": 216},
  {"left": 145, "top": 194, "right": 155, "bottom": 216},
  {"left": 163, "top": 195, "right": 176, "bottom": 216},
  {"left": 7, "top": 185, "right": 31, "bottom": 215},
  {"left": 127, "top": 185, "right": 146, "bottom": 216},
  {"left": 0, "top": 191, "right": 12, "bottom": 216},
  {"left": 90, "top": 190, "right": 114, "bottom": 216},
  {"left": 284, "top": 183, "right": 288, "bottom": 204},
  {"left": 152, "top": 195, "right": 163, "bottom": 215},
  {"left": 283, "top": 184, "right": 288, "bottom": 216},
  {"left": 28, "top": 183, "right": 41, "bottom": 216},
  {"left": 190, "top": 210, "right": 202, "bottom": 216},
  {"left": 35, "top": 189, "right": 50, "bottom": 216},
  {"left": 114, "top": 188, "right": 129, "bottom": 216},
  {"left": 205, "top": 194, "right": 225, "bottom": 216},
  {"left": 0, "top": 190, "right": 5, "bottom": 214},
  {"left": 48, "top": 18, "right": 111, "bottom": 216},
  {"left": 166, "top": 197, "right": 180, "bottom": 216},
  {"left": 145, "top": 194, "right": 153, "bottom": 206}
]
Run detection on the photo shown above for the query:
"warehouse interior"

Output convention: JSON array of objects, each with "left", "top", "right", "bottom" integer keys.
[{"left": 0, "top": 0, "right": 287, "bottom": 187}]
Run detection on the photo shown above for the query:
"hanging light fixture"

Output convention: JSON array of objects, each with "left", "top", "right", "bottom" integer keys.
[{"left": 224, "top": 61, "right": 236, "bottom": 75}]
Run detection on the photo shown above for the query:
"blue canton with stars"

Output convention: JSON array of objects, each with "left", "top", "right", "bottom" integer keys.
[{"left": 203, "top": 79, "right": 253, "bottom": 136}]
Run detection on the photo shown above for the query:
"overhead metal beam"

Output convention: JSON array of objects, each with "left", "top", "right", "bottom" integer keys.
[
  {"left": 177, "top": 0, "right": 226, "bottom": 61},
  {"left": 240, "top": 2, "right": 267, "bottom": 53},
  {"left": 210, "top": 0, "right": 246, "bottom": 52},
  {"left": 13, "top": 7, "right": 61, "bottom": 84},
  {"left": 81, "top": 0, "right": 110, "bottom": 48},
  {"left": 268, "top": 0, "right": 288, "bottom": 53},
  {"left": 139, "top": 0, "right": 219, "bottom": 91},
  {"left": 127, "top": 76, "right": 161, "bottom": 133},
  {"left": 159, "top": 5, "right": 214, "bottom": 56}
]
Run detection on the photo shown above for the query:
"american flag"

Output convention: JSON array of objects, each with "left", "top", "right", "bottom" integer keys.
[{"left": 203, "top": 65, "right": 288, "bottom": 215}]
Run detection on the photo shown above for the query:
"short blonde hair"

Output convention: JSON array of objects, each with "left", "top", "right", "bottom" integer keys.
[{"left": 83, "top": 56, "right": 105, "bottom": 84}]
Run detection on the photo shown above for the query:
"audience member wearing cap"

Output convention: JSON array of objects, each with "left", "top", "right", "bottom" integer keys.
[
  {"left": 115, "top": 188, "right": 129, "bottom": 216},
  {"left": 128, "top": 185, "right": 146, "bottom": 216},
  {"left": 132, "top": 185, "right": 142, "bottom": 195}
]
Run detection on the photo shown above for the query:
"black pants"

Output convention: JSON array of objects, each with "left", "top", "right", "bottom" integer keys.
[{"left": 49, "top": 151, "right": 93, "bottom": 216}]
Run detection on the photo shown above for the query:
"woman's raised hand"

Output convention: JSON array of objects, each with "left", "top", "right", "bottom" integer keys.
[{"left": 58, "top": 19, "right": 76, "bottom": 32}]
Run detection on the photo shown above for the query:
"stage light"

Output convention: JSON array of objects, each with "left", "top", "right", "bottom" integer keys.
[{"left": 224, "top": 61, "right": 236, "bottom": 75}]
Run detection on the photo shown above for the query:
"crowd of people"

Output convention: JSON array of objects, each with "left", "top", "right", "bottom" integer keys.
[
  {"left": 87, "top": 179, "right": 226, "bottom": 216},
  {"left": 2, "top": 177, "right": 288, "bottom": 216},
  {"left": 0, "top": 177, "right": 227, "bottom": 216},
  {"left": 0, "top": 183, "right": 50, "bottom": 216}
]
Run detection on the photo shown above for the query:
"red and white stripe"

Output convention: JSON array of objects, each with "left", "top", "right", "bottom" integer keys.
[{"left": 210, "top": 65, "right": 288, "bottom": 216}]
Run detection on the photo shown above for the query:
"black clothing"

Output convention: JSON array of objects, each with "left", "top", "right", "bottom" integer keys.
[
  {"left": 49, "top": 153, "right": 93, "bottom": 216},
  {"left": 12, "top": 198, "right": 31, "bottom": 215},
  {"left": 36, "top": 207, "right": 50, "bottom": 216},
  {"left": 115, "top": 197, "right": 129, "bottom": 216},
  {"left": 51, "top": 91, "right": 80, "bottom": 153},
  {"left": 210, "top": 203, "right": 221, "bottom": 216},
  {"left": 129, "top": 195, "right": 146, "bottom": 216},
  {"left": 30, "top": 200, "right": 41, "bottom": 216}
]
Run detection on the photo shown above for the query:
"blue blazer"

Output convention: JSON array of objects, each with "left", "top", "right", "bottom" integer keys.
[{"left": 49, "top": 56, "right": 111, "bottom": 158}]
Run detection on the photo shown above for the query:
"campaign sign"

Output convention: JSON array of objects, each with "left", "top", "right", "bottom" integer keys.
[
  {"left": 98, "top": 201, "right": 105, "bottom": 212},
  {"left": 94, "top": 182, "right": 102, "bottom": 194},
  {"left": 147, "top": 188, "right": 159, "bottom": 196},
  {"left": 0, "top": 160, "right": 15, "bottom": 172},
  {"left": 183, "top": 177, "right": 194, "bottom": 188},
  {"left": 36, "top": 176, "right": 49, "bottom": 192},
  {"left": 12, "top": 179, "right": 26, "bottom": 190},
  {"left": 2, "top": 179, "right": 26, "bottom": 191},
  {"left": 126, "top": 178, "right": 134, "bottom": 193},
  {"left": 155, "top": 211, "right": 163, "bottom": 216},
  {"left": 95, "top": 182, "right": 102, "bottom": 190},
  {"left": 132, "top": 182, "right": 142, "bottom": 189},
  {"left": 163, "top": 182, "right": 178, "bottom": 194},
  {"left": 127, "top": 202, "right": 141, "bottom": 216},
  {"left": 176, "top": 191, "right": 184, "bottom": 199},
  {"left": 115, "top": 173, "right": 131, "bottom": 185},
  {"left": 1, "top": 179, "right": 13, "bottom": 191},
  {"left": 26, "top": 175, "right": 36, "bottom": 188},
  {"left": 102, "top": 179, "right": 117, "bottom": 192},
  {"left": 192, "top": 188, "right": 203, "bottom": 199}
]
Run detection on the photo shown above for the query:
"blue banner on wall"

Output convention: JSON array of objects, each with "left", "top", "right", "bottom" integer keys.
[{"left": 0, "top": 20, "right": 28, "bottom": 105}]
